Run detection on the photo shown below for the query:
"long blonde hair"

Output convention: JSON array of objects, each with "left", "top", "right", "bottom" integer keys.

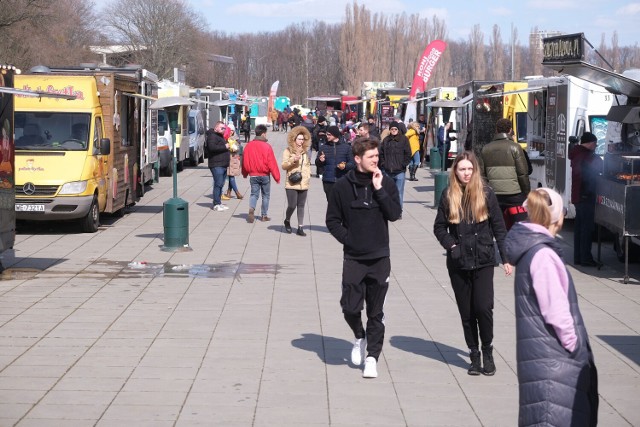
[
  {"left": 447, "top": 151, "right": 488, "bottom": 224},
  {"left": 525, "top": 189, "right": 552, "bottom": 228}
]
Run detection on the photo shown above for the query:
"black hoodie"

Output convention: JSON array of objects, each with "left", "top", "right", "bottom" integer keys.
[{"left": 326, "top": 169, "right": 402, "bottom": 260}]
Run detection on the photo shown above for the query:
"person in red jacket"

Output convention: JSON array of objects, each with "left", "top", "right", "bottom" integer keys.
[{"left": 241, "top": 124, "right": 281, "bottom": 223}]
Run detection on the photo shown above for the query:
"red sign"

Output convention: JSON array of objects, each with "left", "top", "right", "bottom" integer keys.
[{"left": 409, "top": 40, "right": 447, "bottom": 99}]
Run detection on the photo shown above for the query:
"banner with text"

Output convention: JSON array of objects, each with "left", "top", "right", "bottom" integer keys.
[{"left": 409, "top": 40, "right": 447, "bottom": 100}]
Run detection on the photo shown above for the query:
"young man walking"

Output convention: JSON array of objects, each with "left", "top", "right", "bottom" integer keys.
[
  {"left": 326, "top": 138, "right": 402, "bottom": 378},
  {"left": 241, "top": 125, "right": 280, "bottom": 223}
]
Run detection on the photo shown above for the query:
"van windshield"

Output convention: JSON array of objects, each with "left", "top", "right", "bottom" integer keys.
[{"left": 15, "top": 112, "right": 91, "bottom": 151}]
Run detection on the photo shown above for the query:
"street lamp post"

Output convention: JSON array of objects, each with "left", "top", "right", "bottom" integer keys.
[{"left": 149, "top": 96, "right": 194, "bottom": 251}]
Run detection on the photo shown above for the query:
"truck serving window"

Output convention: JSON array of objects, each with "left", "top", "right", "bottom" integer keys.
[{"left": 15, "top": 112, "right": 91, "bottom": 151}]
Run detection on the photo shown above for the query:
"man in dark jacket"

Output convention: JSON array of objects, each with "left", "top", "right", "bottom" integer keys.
[
  {"left": 312, "top": 116, "right": 328, "bottom": 177},
  {"left": 316, "top": 125, "right": 355, "bottom": 200},
  {"left": 481, "top": 118, "right": 530, "bottom": 214},
  {"left": 569, "top": 131, "right": 603, "bottom": 266},
  {"left": 379, "top": 121, "right": 412, "bottom": 209},
  {"left": 326, "top": 137, "right": 401, "bottom": 378},
  {"left": 206, "top": 121, "right": 231, "bottom": 211},
  {"left": 367, "top": 115, "right": 380, "bottom": 139}
]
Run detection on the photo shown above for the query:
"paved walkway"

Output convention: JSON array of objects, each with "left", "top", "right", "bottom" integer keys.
[{"left": 0, "top": 130, "right": 638, "bottom": 426}]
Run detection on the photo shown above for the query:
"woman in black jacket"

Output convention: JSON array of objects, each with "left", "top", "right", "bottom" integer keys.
[{"left": 433, "top": 151, "right": 512, "bottom": 376}]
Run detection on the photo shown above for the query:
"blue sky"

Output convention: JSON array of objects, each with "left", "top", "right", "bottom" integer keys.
[{"left": 187, "top": 0, "right": 639, "bottom": 47}]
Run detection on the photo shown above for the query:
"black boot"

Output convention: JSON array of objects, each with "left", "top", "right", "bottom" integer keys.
[
  {"left": 468, "top": 348, "right": 482, "bottom": 376},
  {"left": 410, "top": 165, "right": 418, "bottom": 181},
  {"left": 482, "top": 345, "right": 496, "bottom": 376}
]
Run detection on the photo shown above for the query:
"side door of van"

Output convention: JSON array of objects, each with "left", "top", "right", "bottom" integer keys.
[{"left": 94, "top": 116, "right": 108, "bottom": 211}]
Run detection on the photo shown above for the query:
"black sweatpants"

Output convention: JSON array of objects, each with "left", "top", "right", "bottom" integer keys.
[
  {"left": 341, "top": 257, "right": 390, "bottom": 361},
  {"left": 448, "top": 265, "right": 494, "bottom": 350}
]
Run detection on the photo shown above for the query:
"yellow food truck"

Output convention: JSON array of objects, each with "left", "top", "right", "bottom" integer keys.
[{"left": 14, "top": 66, "right": 143, "bottom": 232}]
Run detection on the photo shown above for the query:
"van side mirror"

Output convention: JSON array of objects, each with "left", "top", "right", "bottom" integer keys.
[
  {"left": 100, "top": 138, "right": 111, "bottom": 155},
  {"left": 198, "top": 127, "right": 205, "bottom": 135},
  {"left": 568, "top": 136, "right": 579, "bottom": 144}
]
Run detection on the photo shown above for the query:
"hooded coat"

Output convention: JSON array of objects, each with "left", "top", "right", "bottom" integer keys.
[
  {"left": 505, "top": 222, "right": 598, "bottom": 427},
  {"left": 380, "top": 130, "right": 411, "bottom": 174},
  {"left": 325, "top": 169, "right": 401, "bottom": 260},
  {"left": 282, "top": 126, "right": 312, "bottom": 190}
]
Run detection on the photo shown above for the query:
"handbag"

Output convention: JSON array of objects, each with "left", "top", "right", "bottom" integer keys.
[{"left": 288, "top": 153, "right": 304, "bottom": 184}]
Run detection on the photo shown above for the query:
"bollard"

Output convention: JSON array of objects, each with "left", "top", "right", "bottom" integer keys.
[
  {"left": 434, "top": 171, "right": 449, "bottom": 207},
  {"left": 163, "top": 197, "right": 189, "bottom": 248},
  {"left": 430, "top": 147, "right": 441, "bottom": 171}
]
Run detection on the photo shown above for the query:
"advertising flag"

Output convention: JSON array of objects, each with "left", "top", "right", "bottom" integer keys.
[
  {"left": 409, "top": 40, "right": 447, "bottom": 99},
  {"left": 268, "top": 80, "right": 279, "bottom": 111}
]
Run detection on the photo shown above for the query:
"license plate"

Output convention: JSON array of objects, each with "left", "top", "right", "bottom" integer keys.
[{"left": 15, "top": 204, "right": 45, "bottom": 212}]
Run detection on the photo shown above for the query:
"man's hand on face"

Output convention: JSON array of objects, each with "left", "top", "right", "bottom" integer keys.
[{"left": 372, "top": 167, "right": 383, "bottom": 190}]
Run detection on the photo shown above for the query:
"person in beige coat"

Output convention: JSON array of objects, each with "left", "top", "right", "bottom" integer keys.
[{"left": 282, "top": 126, "right": 312, "bottom": 236}]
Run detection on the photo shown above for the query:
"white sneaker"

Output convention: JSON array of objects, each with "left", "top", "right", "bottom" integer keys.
[
  {"left": 363, "top": 356, "right": 378, "bottom": 378},
  {"left": 213, "top": 204, "right": 225, "bottom": 211},
  {"left": 220, "top": 204, "right": 229, "bottom": 210},
  {"left": 351, "top": 338, "right": 366, "bottom": 366}
]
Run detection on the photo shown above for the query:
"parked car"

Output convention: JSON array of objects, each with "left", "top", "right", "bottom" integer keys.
[{"left": 188, "top": 109, "right": 205, "bottom": 166}]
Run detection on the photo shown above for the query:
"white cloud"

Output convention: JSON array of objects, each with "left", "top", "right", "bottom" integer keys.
[
  {"left": 490, "top": 7, "right": 512, "bottom": 16},
  {"left": 526, "top": 0, "right": 578, "bottom": 9},
  {"left": 616, "top": 3, "right": 640, "bottom": 14},
  {"left": 417, "top": 7, "right": 448, "bottom": 20},
  {"left": 225, "top": 0, "right": 403, "bottom": 19}
]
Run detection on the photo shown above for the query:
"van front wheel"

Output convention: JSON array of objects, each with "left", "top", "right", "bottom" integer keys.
[{"left": 81, "top": 196, "right": 100, "bottom": 233}]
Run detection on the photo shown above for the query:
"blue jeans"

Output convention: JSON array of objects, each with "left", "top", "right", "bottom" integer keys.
[
  {"left": 386, "top": 170, "right": 406, "bottom": 208},
  {"left": 249, "top": 176, "right": 271, "bottom": 216},
  {"left": 227, "top": 176, "right": 239, "bottom": 193},
  {"left": 210, "top": 167, "right": 227, "bottom": 206},
  {"left": 410, "top": 151, "right": 421, "bottom": 167}
]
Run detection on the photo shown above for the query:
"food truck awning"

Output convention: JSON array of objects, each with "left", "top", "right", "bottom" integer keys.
[
  {"left": 0, "top": 87, "right": 77, "bottom": 100},
  {"left": 543, "top": 60, "right": 640, "bottom": 97},
  {"left": 210, "top": 99, "right": 252, "bottom": 107},
  {"left": 426, "top": 99, "right": 465, "bottom": 108},
  {"left": 344, "top": 99, "right": 368, "bottom": 105},
  {"left": 306, "top": 96, "right": 341, "bottom": 102},
  {"left": 480, "top": 87, "right": 546, "bottom": 98}
]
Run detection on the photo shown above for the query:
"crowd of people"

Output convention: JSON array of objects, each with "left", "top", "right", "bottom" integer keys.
[{"left": 203, "top": 111, "right": 600, "bottom": 425}]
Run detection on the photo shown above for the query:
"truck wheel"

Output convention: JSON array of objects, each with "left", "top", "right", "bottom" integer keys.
[
  {"left": 161, "top": 165, "right": 173, "bottom": 177},
  {"left": 81, "top": 196, "right": 100, "bottom": 233},
  {"left": 177, "top": 160, "right": 184, "bottom": 172},
  {"left": 198, "top": 149, "right": 204, "bottom": 164}
]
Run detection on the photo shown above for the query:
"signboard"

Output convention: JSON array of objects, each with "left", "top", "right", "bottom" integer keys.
[{"left": 542, "top": 33, "right": 585, "bottom": 63}]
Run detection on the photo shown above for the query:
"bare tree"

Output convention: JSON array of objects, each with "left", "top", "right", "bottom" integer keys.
[
  {"left": 102, "top": 0, "right": 205, "bottom": 79},
  {"left": 0, "top": 0, "right": 97, "bottom": 68},
  {"left": 468, "top": 25, "right": 486, "bottom": 80},
  {"left": 489, "top": 25, "right": 504, "bottom": 80}
]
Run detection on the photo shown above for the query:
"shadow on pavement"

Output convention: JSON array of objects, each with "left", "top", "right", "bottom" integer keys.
[
  {"left": 597, "top": 335, "right": 640, "bottom": 366},
  {"left": 291, "top": 333, "right": 352, "bottom": 366},
  {"left": 389, "top": 336, "right": 469, "bottom": 369}
]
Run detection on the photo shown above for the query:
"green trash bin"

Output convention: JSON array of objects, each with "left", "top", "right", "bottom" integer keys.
[
  {"left": 434, "top": 171, "right": 449, "bottom": 207},
  {"left": 430, "top": 147, "right": 441, "bottom": 171},
  {"left": 163, "top": 197, "right": 189, "bottom": 248}
]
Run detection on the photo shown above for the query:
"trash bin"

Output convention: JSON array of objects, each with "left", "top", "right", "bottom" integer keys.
[
  {"left": 430, "top": 147, "right": 441, "bottom": 171},
  {"left": 163, "top": 197, "right": 189, "bottom": 248},
  {"left": 434, "top": 171, "right": 449, "bottom": 207}
]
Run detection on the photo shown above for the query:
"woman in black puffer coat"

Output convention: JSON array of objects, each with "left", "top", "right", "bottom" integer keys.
[{"left": 434, "top": 151, "right": 512, "bottom": 376}]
